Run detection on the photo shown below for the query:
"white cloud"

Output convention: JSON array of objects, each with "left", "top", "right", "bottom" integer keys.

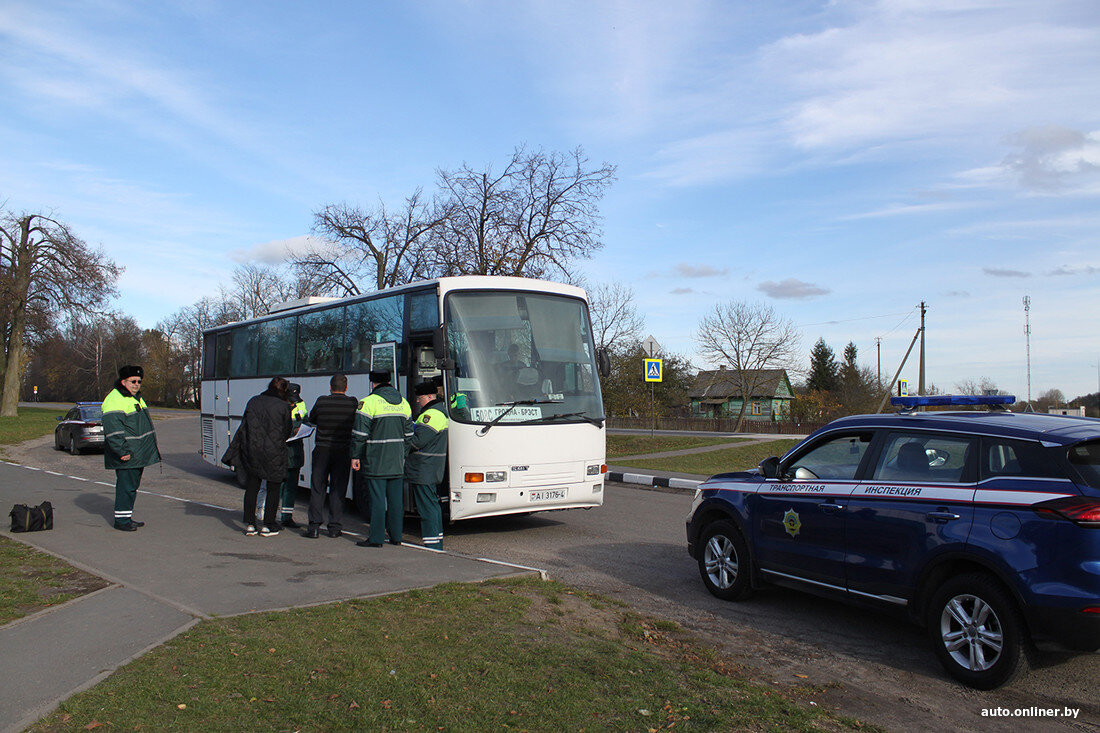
[
  {"left": 674, "top": 263, "right": 729, "bottom": 278},
  {"left": 231, "top": 235, "right": 330, "bottom": 264},
  {"left": 983, "top": 267, "right": 1031, "bottom": 278},
  {"left": 836, "top": 200, "right": 977, "bottom": 221},
  {"left": 631, "top": 1, "right": 1100, "bottom": 186},
  {"left": 767, "top": 2, "right": 1099, "bottom": 151},
  {"left": 758, "top": 278, "right": 831, "bottom": 299}
]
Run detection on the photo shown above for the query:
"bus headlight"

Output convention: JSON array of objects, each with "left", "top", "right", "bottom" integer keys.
[
  {"left": 485, "top": 471, "right": 507, "bottom": 482},
  {"left": 587, "top": 463, "right": 604, "bottom": 476}
]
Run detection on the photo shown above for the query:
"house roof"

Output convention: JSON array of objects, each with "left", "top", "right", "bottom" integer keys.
[{"left": 690, "top": 368, "right": 791, "bottom": 400}]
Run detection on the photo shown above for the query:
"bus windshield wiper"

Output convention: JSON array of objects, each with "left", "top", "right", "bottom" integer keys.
[
  {"left": 518, "top": 412, "right": 604, "bottom": 428},
  {"left": 476, "top": 399, "right": 556, "bottom": 435}
]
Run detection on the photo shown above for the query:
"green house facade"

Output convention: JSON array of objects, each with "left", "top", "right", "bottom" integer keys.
[{"left": 690, "top": 368, "right": 794, "bottom": 421}]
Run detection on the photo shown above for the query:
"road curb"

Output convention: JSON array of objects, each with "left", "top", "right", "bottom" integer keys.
[{"left": 606, "top": 471, "right": 702, "bottom": 492}]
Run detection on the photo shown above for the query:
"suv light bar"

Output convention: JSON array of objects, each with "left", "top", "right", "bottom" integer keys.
[{"left": 890, "top": 394, "right": 1016, "bottom": 408}]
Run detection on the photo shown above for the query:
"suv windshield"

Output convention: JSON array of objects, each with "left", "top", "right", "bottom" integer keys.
[{"left": 444, "top": 291, "right": 604, "bottom": 425}]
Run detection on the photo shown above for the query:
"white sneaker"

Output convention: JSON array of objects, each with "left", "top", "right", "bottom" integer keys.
[
  {"left": 260, "top": 525, "right": 280, "bottom": 537},
  {"left": 244, "top": 524, "right": 258, "bottom": 536}
]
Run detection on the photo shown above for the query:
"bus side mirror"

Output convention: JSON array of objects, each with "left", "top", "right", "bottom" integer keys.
[
  {"left": 433, "top": 325, "right": 455, "bottom": 370},
  {"left": 759, "top": 456, "right": 781, "bottom": 479},
  {"left": 596, "top": 347, "right": 611, "bottom": 378}
]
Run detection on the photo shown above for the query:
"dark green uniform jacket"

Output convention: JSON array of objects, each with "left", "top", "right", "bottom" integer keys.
[
  {"left": 350, "top": 385, "right": 414, "bottom": 478},
  {"left": 406, "top": 398, "right": 449, "bottom": 485},
  {"left": 287, "top": 400, "right": 308, "bottom": 469},
  {"left": 102, "top": 386, "right": 161, "bottom": 470}
]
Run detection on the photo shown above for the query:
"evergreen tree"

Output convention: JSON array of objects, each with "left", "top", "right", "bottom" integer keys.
[{"left": 807, "top": 338, "right": 838, "bottom": 392}]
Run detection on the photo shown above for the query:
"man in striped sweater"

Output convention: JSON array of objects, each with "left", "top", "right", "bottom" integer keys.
[{"left": 304, "top": 373, "right": 358, "bottom": 539}]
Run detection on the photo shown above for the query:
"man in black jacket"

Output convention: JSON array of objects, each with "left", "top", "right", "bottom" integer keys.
[
  {"left": 239, "top": 377, "right": 292, "bottom": 536},
  {"left": 305, "top": 373, "right": 358, "bottom": 539}
]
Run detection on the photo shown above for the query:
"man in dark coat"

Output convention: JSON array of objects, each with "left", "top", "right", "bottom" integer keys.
[
  {"left": 239, "top": 377, "right": 292, "bottom": 536},
  {"left": 305, "top": 373, "right": 358, "bottom": 538},
  {"left": 102, "top": 365, "right": 161, "bottom": 531}
]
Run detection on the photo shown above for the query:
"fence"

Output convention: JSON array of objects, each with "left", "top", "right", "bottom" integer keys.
[{"left": 606, "top": 416, "right": 825, "bottom": 435}]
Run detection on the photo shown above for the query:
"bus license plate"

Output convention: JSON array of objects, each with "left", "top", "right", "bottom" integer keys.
[{"left": 529, "top": 489, "right": 567, "bottom": 502}]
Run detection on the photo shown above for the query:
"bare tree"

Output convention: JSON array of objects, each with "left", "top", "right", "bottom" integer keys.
[
  {"left": 955, "top": 376, "right": 1003, "bottom": 396},
  {"left": 587, "top": 281, "right": 644, "bottom": 353},
  {"left": 158, "top": 295, "right": 238, "bottom": 404},
  {"left": 296, "top": 189, "right": 449, "bottom": 296},
  {"left": 434, "top": 146, "right": 616, "bottom": 279},
  {"left": 0, "top": 210, "right": 120, "bottom": 416},
  {"left": 695, "top": 300, "right": 801, "bottom": 432},
  {"left": 1035, "top": 387, "right": 1067, "bottom": 412},
  {"left": 219, "top": 263, "right": 298, "bottom": 320}
]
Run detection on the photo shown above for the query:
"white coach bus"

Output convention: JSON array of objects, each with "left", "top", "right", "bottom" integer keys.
[{"left": 199, "top": 276, "right": 609, "bottom": 521}]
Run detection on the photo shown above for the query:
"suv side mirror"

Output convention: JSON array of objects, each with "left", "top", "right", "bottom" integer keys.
[{"left": 759, "top": 456, "right": 781, "bottom": 479}]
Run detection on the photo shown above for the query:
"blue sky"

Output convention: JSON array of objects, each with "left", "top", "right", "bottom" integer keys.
[{"left": 3, "top": 1, "right": 1099, "bottom": 399}]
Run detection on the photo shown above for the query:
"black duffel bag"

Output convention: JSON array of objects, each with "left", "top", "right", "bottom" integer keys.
[{"left": 9, "top": 501, "right": 54, "bottom": 532}]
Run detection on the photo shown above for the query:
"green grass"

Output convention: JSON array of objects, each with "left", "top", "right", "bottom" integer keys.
[
  {"left": 0, "top": 406, "right": 65, "bottom": 446},
  {"left": 0, "top": 535, "right": 111, "bottom": 625},
  {"left": 29, "top": 579, "right": 869, "bottom": 732},
  {"left": 614, "top": 439, "right": 802, "bottom": 477},
  {"left": 607, "top": 433, "right": 744, "bottom": 458}
]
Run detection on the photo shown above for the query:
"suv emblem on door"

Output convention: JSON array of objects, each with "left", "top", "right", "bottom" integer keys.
[{"left": 783, "top": 509, "right": 801, "bottom": 537}]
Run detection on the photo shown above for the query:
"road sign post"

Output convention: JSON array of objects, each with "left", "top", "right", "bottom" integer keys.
[{"left": 644, "top": 356, "right": 662, "bottom": 434}]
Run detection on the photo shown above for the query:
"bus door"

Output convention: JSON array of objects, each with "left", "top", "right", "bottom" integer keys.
[
  {"left": 211, "top": 379, "right": 234, "bottom": 463},
  {"left": 405, "top": 336, "right": 445, "bottom": 513},
  {"left": 206, "top": 330, "right": 235, "bottom": 464}
]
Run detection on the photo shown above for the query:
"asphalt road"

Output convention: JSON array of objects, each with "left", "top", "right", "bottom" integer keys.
[{"left": 11, "top": 411, "right": 1098, "bottom": 732}]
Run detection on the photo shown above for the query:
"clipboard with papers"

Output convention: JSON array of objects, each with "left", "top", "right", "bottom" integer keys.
[{"left": 286, "top": 424, "right": 315, "bottom": 443}]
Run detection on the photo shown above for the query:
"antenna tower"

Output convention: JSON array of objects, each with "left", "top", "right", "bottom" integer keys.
[{"left": 1023, "top": 296, "right": 1032, "bottom": 404}]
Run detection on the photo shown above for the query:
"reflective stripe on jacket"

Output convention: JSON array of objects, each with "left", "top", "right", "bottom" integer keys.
[
  {"left": 350, "top": 385, "right": 414, "bottom": 478},
  {"left": 101, "top": 387, "right": 161, "bottom": 470},
  {"left": 287, "top": 400, "right": 308, "bottom": 469},
  {"left": 406, "top": 400, "right": 449, "bottom": 485}
]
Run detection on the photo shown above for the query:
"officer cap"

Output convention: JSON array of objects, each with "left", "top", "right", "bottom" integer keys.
[
  {"left": 369, "top": 370, "right": 391, "bottom": 384},
  {"left": 414, "top": 381, "right": 438, "bottom": 396},
  {"left": 118, "top": 365, "right": 144, "bottom": 380}
]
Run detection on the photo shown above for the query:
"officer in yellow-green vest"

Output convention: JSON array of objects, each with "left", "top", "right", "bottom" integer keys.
[
  {"left": 280, "top": 383, "right": 309, "bottom": 528},
  {"left": 350, "top": 370, "right": 414, "bottom": 547},
  {"left": 406, "top": 380, "right": 448, "bottom": 549},
  {"left": 102, "top": 365, "right": 161, "bottom": 531}
]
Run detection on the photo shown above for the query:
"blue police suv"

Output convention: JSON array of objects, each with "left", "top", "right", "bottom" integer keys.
[{"left": 686, "top": 395, "right": 1100, "bottom": 689}]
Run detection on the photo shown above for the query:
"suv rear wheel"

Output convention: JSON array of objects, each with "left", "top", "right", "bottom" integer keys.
[
  {"left": 698, "top": 520, "right": 753, "bottom": 601},
  {"left": 927, "top": 573, "right": 1031, "bottom": 689}
]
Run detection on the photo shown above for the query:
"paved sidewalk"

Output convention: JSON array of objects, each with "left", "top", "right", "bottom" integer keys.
[{"left": 0, "top": 460, "right": 539, "bottom": 733}]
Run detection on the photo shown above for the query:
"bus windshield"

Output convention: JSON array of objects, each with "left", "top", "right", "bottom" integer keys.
[{"left": 444, "top": 291, "right": 604, "bottom": 425}]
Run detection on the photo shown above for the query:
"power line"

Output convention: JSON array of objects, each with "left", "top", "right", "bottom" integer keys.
[{"left": 798, "top": 310, "right": 912, "bottom": 329}]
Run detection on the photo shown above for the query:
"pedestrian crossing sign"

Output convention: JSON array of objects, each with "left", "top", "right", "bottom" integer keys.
[{"left": 644, "top": 358, "right": 663, "bottom": 382}]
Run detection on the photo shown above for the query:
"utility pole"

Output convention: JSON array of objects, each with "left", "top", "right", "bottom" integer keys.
[
  {"left": 1023, "top": 296, "right": 1032, "bottom": 405},
  {"left": 918, "top": 301, "right": 927, "bottom": 396},
  {"left": 875, "top": 337, "right": 882, "bottom": 389}
]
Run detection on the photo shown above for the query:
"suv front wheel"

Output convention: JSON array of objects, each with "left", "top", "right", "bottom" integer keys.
[
  {"left": 927, "top": 573, "right": 1031, "bottom": 689},
  {"left": 698, "top": 520, "right": 753, "bottom": 601}
]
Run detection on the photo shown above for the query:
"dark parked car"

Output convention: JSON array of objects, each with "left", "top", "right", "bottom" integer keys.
[
  {"left": 686, "top": 394, "right": 1100, "bottom": 689},
  {"left": 54, "top": 402, "right": 105, "bottom": 455}
]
